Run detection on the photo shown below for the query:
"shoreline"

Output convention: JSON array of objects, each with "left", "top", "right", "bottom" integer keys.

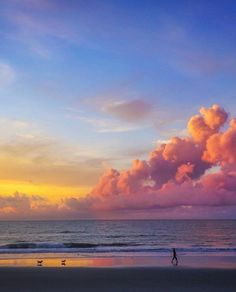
[{"left": 0, "top": 254, "right": 236, "bottom": 269}]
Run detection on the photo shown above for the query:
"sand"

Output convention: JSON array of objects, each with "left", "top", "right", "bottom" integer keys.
[{"left": 0, "top": 266, "right": 236, "bottom": 292}]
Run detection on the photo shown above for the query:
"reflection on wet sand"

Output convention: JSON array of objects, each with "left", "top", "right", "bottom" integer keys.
[
  {"left": 0, "top": 256, "right": 138, "bottom": 268},
  {"left": 0, "top": 255, "right": 236, "bottom": 269}
]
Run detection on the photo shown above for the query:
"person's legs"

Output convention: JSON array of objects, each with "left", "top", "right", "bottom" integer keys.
[{"left": 174, "top": 256, "right": 178, "bottom": 265}]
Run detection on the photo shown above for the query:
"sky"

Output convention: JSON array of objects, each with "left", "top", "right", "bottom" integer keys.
[{"left": 0, "top": 0, "right": 236, "bottom": 219}]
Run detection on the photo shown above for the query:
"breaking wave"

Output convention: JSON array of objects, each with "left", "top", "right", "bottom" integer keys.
[{"left": 0, "top": 242, "right": 236, "bottom": 255}]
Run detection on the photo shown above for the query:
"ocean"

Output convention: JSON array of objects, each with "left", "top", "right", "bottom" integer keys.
[{"left": 0, "top": 220, "right": 235, "bottom": 257}]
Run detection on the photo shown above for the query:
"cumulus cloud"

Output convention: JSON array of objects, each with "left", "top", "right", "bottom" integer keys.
[
  {"left": 0, "top": 192, "right": 47, "bottom": 218},
  {"left": 65, "top": 104, "right": 236, "bottom": 218},
  {"left": 188, "top": 104, "right": 228, "bottom": 142},
  {"left": 203, "top": 118, "right": 236, "bottom": 165},
  {"left": 0, "top": 192, "right": 79, "bottom": 220},
  {"left": 0, "top": 191, "right": 95, "bottom": 220}
]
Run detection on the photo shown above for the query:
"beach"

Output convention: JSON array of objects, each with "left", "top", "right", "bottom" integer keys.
[
  {"left": 0, "top": 266, "right": 236, "bottom": 292},
  {"left": 0, "top": 255, "right": 236, "bottom": 291},
  {"left": 0, "top": 220, "right": 235, "bottom": 291}
]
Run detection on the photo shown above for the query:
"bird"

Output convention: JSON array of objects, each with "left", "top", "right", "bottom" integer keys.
[
  {"left": 37, "top": 260, "right": 43, "bottom": 266},
  {"left": 61, "top": 259, "right": 66, "bottom": 266}
]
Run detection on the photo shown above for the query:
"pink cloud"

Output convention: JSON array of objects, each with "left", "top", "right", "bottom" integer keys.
[
  {"left": 188, "top": 104, "right": 228, "bottom": 143},
  {"left": 203, "top": 118, "right": 236, "bottom": 165},
  {"left": 71, "top": 104, "right": 236, "bottom": 218}
]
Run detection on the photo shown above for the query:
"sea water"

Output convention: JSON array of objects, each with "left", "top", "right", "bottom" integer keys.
[{"left": 0, "top": 220, "right": 235, "bottom": 257}]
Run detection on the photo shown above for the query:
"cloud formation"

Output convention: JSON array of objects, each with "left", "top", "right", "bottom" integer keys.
[
  {"left": 1, "top": 104, "right": 236, "bottom": 219},
  {"left": 67, "top": 104, "right": 236, "bottom": 218},
  {"left": 188, "top": 104, "right": 228, "bottom": 142},
  {"left": 203, "top": 118, "right": 236, "bottom": 165},
  {"left": 0, "top": 192, "right": 48, "bottom": 218},
  {"left": 102, "top": 99, "right": 153, "bottom": 123}
]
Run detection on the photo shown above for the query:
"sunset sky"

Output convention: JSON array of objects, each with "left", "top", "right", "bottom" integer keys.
[{"left": 1, "top": 0, "right": 236, "bottom": 219}]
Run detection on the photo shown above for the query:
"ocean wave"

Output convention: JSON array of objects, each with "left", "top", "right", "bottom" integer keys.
[
  {"left": 0, "top": 242, "right": 236, "bottom": 255},
  {"left": 0, "top": 242, "right": 138, "bottom": 250},
  {"left": 59, "top": 231, "right": 75, "bottom": 234}
]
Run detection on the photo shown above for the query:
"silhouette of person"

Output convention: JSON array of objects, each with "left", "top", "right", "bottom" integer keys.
[{"left": 171, "top": 248, "right": 178, "bottom": 266}]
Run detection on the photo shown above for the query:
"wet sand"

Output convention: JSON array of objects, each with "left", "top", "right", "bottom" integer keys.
[
  {"left": 0, "top": 266, "right": 236, "bottom": 292},
  {"left": 0, "top": 255, "right": 235, "bottom": 291},
  {"left": 0, "top": 254, "right": 236, "bottom": 268}
]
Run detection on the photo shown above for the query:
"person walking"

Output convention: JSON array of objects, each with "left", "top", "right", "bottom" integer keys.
[{"left": 171, "top": 248, "right": 178, "bottom": 266}]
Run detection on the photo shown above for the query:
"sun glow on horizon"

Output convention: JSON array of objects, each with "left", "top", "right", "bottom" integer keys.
[{"left": 0, "top": 180, "right": 90, "bottom": 201}]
